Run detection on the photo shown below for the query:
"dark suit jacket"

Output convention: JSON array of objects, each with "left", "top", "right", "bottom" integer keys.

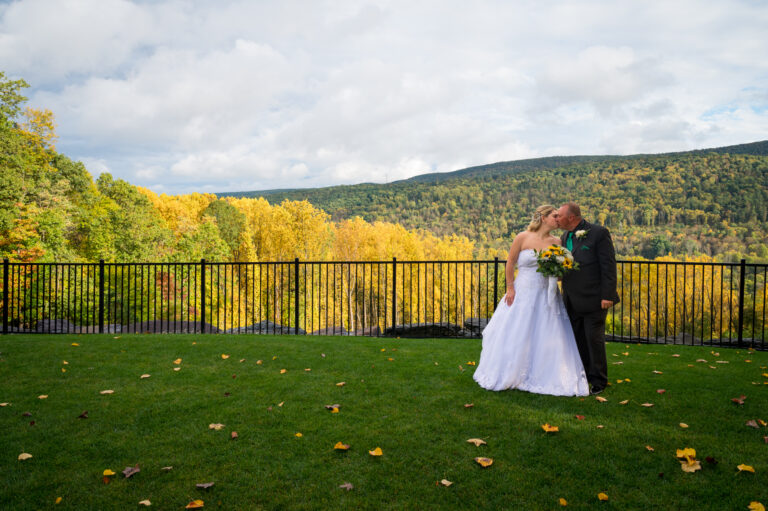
[{"left": 560, "top": 220, "right": 620, "bottom": 313}]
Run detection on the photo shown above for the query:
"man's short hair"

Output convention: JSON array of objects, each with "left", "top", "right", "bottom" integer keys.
[{"left": 564, "top": 202, "right": 581, "bottom": 217}]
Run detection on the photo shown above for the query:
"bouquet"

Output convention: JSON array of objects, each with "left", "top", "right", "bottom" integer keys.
[{"left": 534, "top": 245, "right": 579, "bottom": 278}]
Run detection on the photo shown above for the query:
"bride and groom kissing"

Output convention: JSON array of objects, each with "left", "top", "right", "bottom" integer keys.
[{"left": 473, "top": 202, "right": 620, "bottom": 397}]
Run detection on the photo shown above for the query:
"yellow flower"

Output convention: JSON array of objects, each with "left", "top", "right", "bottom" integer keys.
[
  {"left": 563, "top": 260, "right": 573, "bottom": 268},
  {"left": 542, "top": 251, "right": 552, "bottom": 258}
]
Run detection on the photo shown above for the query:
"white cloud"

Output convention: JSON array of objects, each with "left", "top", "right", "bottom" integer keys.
[{"left": 0, "top": 0, "right": 766, "bottom": 195}]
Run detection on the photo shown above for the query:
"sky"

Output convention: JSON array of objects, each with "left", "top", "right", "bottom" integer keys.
[{"left": 1, "top": 0, "right": 767, "bottom": 196}]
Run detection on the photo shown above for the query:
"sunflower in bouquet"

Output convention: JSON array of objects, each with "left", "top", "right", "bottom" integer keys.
[{"left": 534, "top": 245, "right": 579, "bottom": 278}]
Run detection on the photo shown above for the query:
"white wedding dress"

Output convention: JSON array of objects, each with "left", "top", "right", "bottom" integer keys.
[{"left": 473, "top": 249, "right": 589, "bottom": 396}]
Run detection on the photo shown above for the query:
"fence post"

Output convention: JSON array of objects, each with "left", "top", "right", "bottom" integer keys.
[
  {"left": 200, "top": 259, "right": 206, "bottom": 334},
  {"left": 98, "top": 260, "right": 105, "bottom": 334},
  {"left": 392, "top": 257, "right": 397, "bottom": 334},
  {"left": 2, "top": 258, "right": 8, "bottom": 335},
  {"left": 737, "top": 258, "right": 746, "bottom": 348},
  {"left": 493, "top": 257, "right": 499, "bottom": 308},
  {"left": 294, "top": 258, "right": 300, "bottom": 335}
]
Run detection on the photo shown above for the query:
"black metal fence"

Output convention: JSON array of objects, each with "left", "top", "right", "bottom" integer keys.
[{"left": 1, "top": 258, "right": 766, "bottom": 349}]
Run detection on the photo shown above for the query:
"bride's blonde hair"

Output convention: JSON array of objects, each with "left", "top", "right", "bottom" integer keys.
[{"left": 527, "top": 205, "right": 556, "bottom": 232}]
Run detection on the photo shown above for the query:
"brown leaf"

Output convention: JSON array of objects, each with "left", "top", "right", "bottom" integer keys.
[
  {"left": 463, "top": 403, "right": 474, "bottom": 408},
  {"left": 18, "top": 453, "right": 32, "bottom": 460},
  {"left": 575, "top": 415, "right": 585, "bottom": 420},
  {"left": 619, "top": 400, "right": 629, "bottom": 405},
  {"left": 196, "top": 482, "right": 215, "bottom": 490},
  {"left": 439, "top": 479, "right": 453, "bottom": 487},
  {"left": 705, "top": 456, "right": 718, "bottom": 465},
  {"left": 645, "top": 445, "right": 655, "bottom": 452},
  {"left": 656, "top": 389, "right": 666, "bottom": 394},
  {"left": 335, "top": 381, "right": 346, "bottom": 386},
  {"left": 22, "top": 411, "right": 31, "bottom": 416},
  {"left": 339, "top": 482, "right": 354, "bottom": 491},
  {"left": 732, "top": 395, "right": 747, "bottom": 405},
  {"left": 474, "top": 457, "right": 493, "bottom": 467},
  {"left": 466, "top": 438, "right": 487, "bottom": 446},
  {"left": 595, "top": 396, "right": 607, "bottom": 402},
  {"left": 123, "top": 464, "right": 140, "bottom": 478},
  {"left": 653, "top": 370, "right": 663, "bottom": 374},
  {"left": 230, "top": 431, "right": 238, "bottom": 440},
  {"left": 746, "top": 419, "right": 760, "bottom": 429},
  {"left": 185, "top": 500, "right": 204, "bottom": 509},
  {"left": 77, "top": 411, "right": 88, "bottom": 419}
]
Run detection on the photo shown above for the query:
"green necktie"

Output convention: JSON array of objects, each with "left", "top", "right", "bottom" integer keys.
[{"left": 566, "top": 231, "right": 574, "bottom": 252}]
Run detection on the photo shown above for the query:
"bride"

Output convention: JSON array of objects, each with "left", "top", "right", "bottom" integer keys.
[{"left": 473, "top": 205, "right": 589, "bottom": 396}]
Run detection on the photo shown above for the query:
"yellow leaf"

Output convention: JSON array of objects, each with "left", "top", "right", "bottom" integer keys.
[
  {"left": 208, "top": 423, "right": 225, "bottom": 430},
  {"left": 280, "top": 369, "right": 287, "bottom": 374},
  {"left": 185, "top": 500, "right": 204, "bottom": 509},
  {"left": 737, "top": 464, "right": 755, "bottom": 473},
  {"left": 304, "top": 368, "right": 311, "bottom": 372},
  {"left": 559, "top": 497, "right": 568, "bottom": 506},
  {"left": 71, "top": 343, "right": 79, "bottom": 346},
  {"left": 748, "top": 502, "right": 765, "bottom": 511},
  {"left": 439, "top": 479, "right": 453, "bottom": 487},
  {"left": 173, "top": 358, "right": 182, "bottom": 364},
  {"left": 679, "top": 423, "right": 689, "bottom": 428},
  {"left": 221, "top": 354, "right": 229, "bottom": 359},
  {"left": 256, "top": 360, "right": 263, "bottom": 365},
  {"left": 140, "top": 374, "right": 151, "bottom": 379},
  {"left": 680, "top": 459, "right": 702, "bottom": 472},
  {"left": 99, "top": 390, "right": 114, "bottom": 395},
  {"left": 61, "top": 368, "right": 66, "bottom": 373},
  {"left": 676, "top": 447, "right": 696, "bottom": 459},
  {"left": 474, "top": 457, "right": 493, "bottom": 467},
  {"left": 653, "top": 370, "right": 663, "bottom": 374},
  {"left": 334, "top": 442, "right": 350, "bottom": 451},
  {"left": 597, "top": 492, "right": 609, "bottom": 501},
  {"left": 295, "top": 432, "right": 303, "bottom": 438},
  {"left": 466, "top": 438, "right": 487, "bottom": 446},
  {"left": 595, "top": 396, "right": 607, "bottom": 402},
  {"left": 272, "top": 356, "right": 278, "bottom": 360},
  {"left": 336, "top": 382, "right": 346, "bottom": 386},
  {"left": 18, "top": 453, "right": 32, "bottom": 460},
  {"left": 542, "top": 423, "right": 559, "bottom": 433},
  {"left": 103, "top": 469, "right": 116, "bottom": 476},
  {"left": 38, "top": 395, "right": 48, "bottom": 399},
  {"left": 55, "top": 497, "right": 62, "bottom": 504},
  {"left": 645, "top": 445, "right": 655, "bottom": 452},
  {"left": 139, "top": 500, "right": 151, "bottom": 506},
  {"left": 619, "top": 400, "right": 629, "bottom": 405},
  {"left": 277, "top": 402, "right": 284, "bottom": 407},
  {"left": 369, "top": 447, "right": 383, "bottom": 456},
  {"left": 381, "top": 348, "right": 386, "bottom": 352},
  {"left": 62, "top": 360, "right": 68, "bottom": 365},
  {"left": 624, "top": 378, "right": 631, "bottom": 382},
  {"left": 759, "top": 419, "right": 767, "bottom": 427}
]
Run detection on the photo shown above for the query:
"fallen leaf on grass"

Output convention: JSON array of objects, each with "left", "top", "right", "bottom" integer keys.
[
  {"left": 196, "top": 482, "right": 215, "bottom": 489},
  {"left": 22, "top": 411, "right": 31, "bottom": 416},
  {"left": 595, "top": 396, "right": 607, "bottom": 402},
  {"left": 256, "top": 360, "right": 263, "bottom": 365},
  {"left": 653, "top": 370, "right": 663, "bottom": 374},
  {"left": 657, "top": 389, "right": 666, "bottom": 394},
  {"left": 18, "top": 453, "right": 32, "bottom": 460},
  {"left": 676, "top": 447, "right": 701, "bottom": 472},
  {"left": 439, "top": 479, "right": 453, "bottom": 487},
  {"left": 464, "top": 403, "right": 474, "bottom": 408},
  {"left": 55, "top": 497, "right": 62, "bottom": 504},
  {"left": 173, "top": 367, "right": 180, "bottom": 371},
  {"left": 705, "top": 456, "right": 718, "bottom": 465},
  {"left": 123, "top": 464, "right": 140, "bottom": 478},
  {"left": 559, "top": 497, "right": 567, "bottom": 506},
  {"left": 77, "top": 411, "right": 88, "bottom": 419},
  {"left": 139, "top": 500, "right": 151, "bottom": 506},
  {"left": 732, "top": 395, "right": 747, "bottom": 405},
  {"left": 746, "top": 420, "right": 760, "bottom": 429},
  {"left": 671, "top": 354, "right": 680, "bottom": 357},
  {"left": 173, "top": 358, "right": 182, "bottom": 364},
  {"left": 737, "top": 464, "right": 755, "bottom": 473},
  {"left": 38, "top": 395, "right": 48, "bottom": 399},
  {"left": 161, "top": 466, "right": 173, "bottom": 471},
  {"left": 542, "top": 423, "right": 559, "bottom": 433},
  {"left": 612, "top": 361, "right": 623, "bottom": 365},
  {"left": 334, "top": 442, "right": 350, "bottom": 451},
  {"left": 597, "top": 492, "right": 609, "bottom": 501},
  {"left": 368, "top": 447, "right": 383, "bottom": 456},
  {"left": 277, "top": 402, "right": 284, "bottom": 407},
  {"left": 325, "top": 404, "right": 341, "bottom": 411},
  {"left": 338, "top": 482, "right": 354, "bottom": 491},
  {"left": 679, "top": 423, "right": 689, "bottom": 428},
  {"left": 304, "top": 368, "right": 311, "bottom": 372},
  {"left": 280, "top": 369, "right": 287, "bottom": 374},
  {"left": 646, "top": 445, "right": 655, "bottom": 452},
  {"left": 140, "top": 374, "right": 151, "bottom": 379},
  {"left": 596, "top": 425, "right": 605, "bottom": 429},
  {"left": 103, "top": 469, "right": 116, "bottom": 476},
  {"left": 335, "top": 382, "right": 346, "bottom": 386},
  {"left": 474, "top": 457, "right": 493, "bottom": 467},
  {"left": 295, "top": 432, "right": 303, "bottom": 438},
  {"left": 466, "top": 438, "right": 487, "bottom": 446},
  {"left": 99, "top": 390, "right": 114, "bottom": 395},
  {"left": 231, "top": 431, "right": 238, "bottom": 440},
  {"left": 619, "top": 400, "right": 629, "bottom": 405},
  {"left": 748, "top": 503, "right": 765, "bottom": 511},
  {"left": 641, "top": 403, "right": 654, "bottom": 407},
  {"left": 239, "top": 359, "right": 245, "bottom": 363},
  {"left": 764, "top": 436, "right": 768, "bottom": 444},
  {"left": 575, "top": 415, "right": 585, "bottom": 420},
  {"left": 71, "top": 343, "right": 79, "bottom": 346},
  {"left": 185, "top": 500, "right": 204, "bottom": 509},
  {"left": 0, "top": 402, "right": 9, "bottom": 406},
  {"left": 209, "top": 423, "right": 225, "bottom": 430},
  {"left": 221, "top": 354, "right": 229, "bottom": 359},
  {"left": 696, "top": 359, "right": 707, "bottom": 363}
]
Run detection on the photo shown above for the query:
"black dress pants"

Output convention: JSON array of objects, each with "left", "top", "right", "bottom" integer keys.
[{"left": 567, "top": 307, "right": 608, "bottom": 389}]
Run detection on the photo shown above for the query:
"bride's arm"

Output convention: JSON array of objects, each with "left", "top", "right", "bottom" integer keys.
[{"left": 504, "top": 234, "right": 524, "bottom": 305}]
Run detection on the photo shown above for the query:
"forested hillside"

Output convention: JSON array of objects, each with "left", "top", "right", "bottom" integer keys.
[{"left": 222, "top": 146, "right": 768, "bottom": 261}]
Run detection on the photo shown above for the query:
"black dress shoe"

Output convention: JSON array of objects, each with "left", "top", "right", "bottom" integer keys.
[{"left": 590, "top": 387, "right": 605, "bottom": 395}]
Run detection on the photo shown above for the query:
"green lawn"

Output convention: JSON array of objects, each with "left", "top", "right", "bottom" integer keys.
[{"left": 1, "top": 334, "right": 766, "bottom": 510}]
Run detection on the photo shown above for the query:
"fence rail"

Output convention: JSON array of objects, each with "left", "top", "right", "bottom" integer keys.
[{"left": 1, "top": 258, "right": 766, "bottom": 350}]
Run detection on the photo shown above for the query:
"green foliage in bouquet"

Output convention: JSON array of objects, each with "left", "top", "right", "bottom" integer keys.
[{"left": 534, "top": 245, "right": 579, "bottom": 278}]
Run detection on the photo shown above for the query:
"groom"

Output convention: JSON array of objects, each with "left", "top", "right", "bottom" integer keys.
[{"left": 557, "top": 202, "right": 619, "bottom": 395}]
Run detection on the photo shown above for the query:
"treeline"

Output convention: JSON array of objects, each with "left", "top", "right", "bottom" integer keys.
[
  {"left": 225, "top": 147, "right": 768, "bottom": 262},
  {"left": 0, "top": 73, "right": 474, "bottom": 264}
]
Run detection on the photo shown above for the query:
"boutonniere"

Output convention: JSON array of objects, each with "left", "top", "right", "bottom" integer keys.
[{"left": 575, "top": 229, "right": 589, "bottom": 239}]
